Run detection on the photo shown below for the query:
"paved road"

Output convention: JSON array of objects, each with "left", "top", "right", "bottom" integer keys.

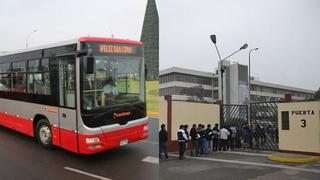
[
  {"left": 160, "top": 150, "right": 320, "bottom": 180},
  {"left": 0, "top": 117, "right": 158, "bottom": 180}
]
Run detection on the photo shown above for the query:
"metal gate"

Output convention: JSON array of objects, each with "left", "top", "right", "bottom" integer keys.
[
  {"left": 221, "top": 105, "right": 248, "bottom": 127},
  {"left": 250, "top": 102, "right": 281, "bottom": 151}
]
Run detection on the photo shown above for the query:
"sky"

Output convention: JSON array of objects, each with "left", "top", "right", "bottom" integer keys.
[
  {"left": 158, "top": 0, "right": 320, "bottom": 91},
  {"left": 0, "top": 0, "right": 148, "bottom": 51}
]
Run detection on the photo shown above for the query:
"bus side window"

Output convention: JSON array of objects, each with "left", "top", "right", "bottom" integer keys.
[
  {"left": 0, "top": 63, "right": 11, "bottom": 91},
  {"left": 58, "top": 55, "right": 76, "bottom": 108},
  {"left": 27, "top": 59, "right": 51, "bottom": 95},
  {"left": 12, "top": 61, "right": 27, "bottom": 93}
]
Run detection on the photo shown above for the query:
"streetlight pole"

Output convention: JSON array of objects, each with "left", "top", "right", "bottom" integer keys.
[
  {"left": 248, "top": 48, "right": 259, "bottom": 124},
  {"left": 210, "top": 35, "right": 223, "bottom": 104},
  {"left": 26, "top": 29, "right": 37, "bottom": 48},
  {"left": 210, "top": 34, "right": 248, "bottom": 104}
]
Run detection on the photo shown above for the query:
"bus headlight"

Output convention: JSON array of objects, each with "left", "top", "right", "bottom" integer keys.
[
  {"left": 143, "top": 125, "right": 148, "bottom": 131},
  {"left": 86, "top": 137, "right": 100, "bottom": 143}
]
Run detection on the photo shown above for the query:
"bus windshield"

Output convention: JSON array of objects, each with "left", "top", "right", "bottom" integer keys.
[{"left": 81, "top": 55, "right": 145, "bottom": 110}]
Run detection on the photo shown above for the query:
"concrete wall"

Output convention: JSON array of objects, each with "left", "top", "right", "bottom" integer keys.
[
  {"left": 159, "top": 98, "right": 167, "bottom": 128},
  {"left": 278, "top": 101, "right": 320, "bottom": 155},
  {"left": 160, "top": 101, "right": 220, "bottom": 141}
]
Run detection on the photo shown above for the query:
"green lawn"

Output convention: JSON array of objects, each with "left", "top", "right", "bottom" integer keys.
[
  {"left": 146, "top": 81, "right": 159, "bottom": 112},
  {"left": 117, "top": 80, "right": 158, "bottom": 112}
]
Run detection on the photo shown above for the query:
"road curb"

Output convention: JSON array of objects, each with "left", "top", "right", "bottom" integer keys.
[
  {"left": 147, "top": 111, "right": 159, "bottom": 117},
  {"left": 267, "top": 154, "right": 320, "bottom": 163}
]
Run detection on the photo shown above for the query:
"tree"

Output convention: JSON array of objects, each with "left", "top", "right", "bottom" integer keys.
[
  {"left": 185, "top": 85, "right": 207, "bottom": 103},
  {"left": 315, "top": 88, "right": 320, "bottom": 100}
]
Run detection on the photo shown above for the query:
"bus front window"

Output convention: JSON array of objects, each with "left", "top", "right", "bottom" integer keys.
[{"left": 82, "top": 56, "right": 144, "bottom": 110}]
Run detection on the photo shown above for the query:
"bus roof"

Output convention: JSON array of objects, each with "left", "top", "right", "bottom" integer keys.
[{"left": 0, "top": 37, "right": 143, "bottom": 57}]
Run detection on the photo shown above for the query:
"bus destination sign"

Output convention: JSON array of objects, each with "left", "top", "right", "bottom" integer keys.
[
  {"left": 83, "top": 42, "right": 143, "bottom": 56},
  {"left": 99, "top": 45, "right": 134, "bottom": 54}
]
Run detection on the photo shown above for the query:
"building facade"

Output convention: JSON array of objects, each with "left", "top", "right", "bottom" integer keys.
[
  {"left": 140, "top": 0, "right": 159, "bottom": 80},
  {"left": 159, "top": 61, "right": 315, "bottom": 104}
]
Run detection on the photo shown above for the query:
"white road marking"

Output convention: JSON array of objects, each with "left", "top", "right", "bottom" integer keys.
[
  {"left": 64, "top": 167, "right": 112, "bottom": 180},
  {"left": 142, "top": 156, "right": 159, "bottom": 164},
  {"left": 140, "top": 140, "right": 159, "bottom": 145},
  {"left": 219, "top": 151, "right": 270, "bottom": 157},
  {"left": 168, "top": 154, "right": 320, "bottom": 174}
]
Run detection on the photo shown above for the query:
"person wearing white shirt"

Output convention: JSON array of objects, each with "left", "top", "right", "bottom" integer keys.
[
  {"left": 219, "top": 126, "right": 230, "bottom": 151},
  {"left": 177, "top": 125, "right": 188, "bottom": 160}
]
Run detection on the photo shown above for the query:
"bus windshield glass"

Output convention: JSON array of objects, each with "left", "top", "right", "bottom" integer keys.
[{"left": 82, "top": 55, "right": 145, "bottom": 110}]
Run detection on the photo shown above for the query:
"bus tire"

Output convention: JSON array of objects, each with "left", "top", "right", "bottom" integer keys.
[{"left": 36, "top": 119, "right": 54, "bottom": 149}]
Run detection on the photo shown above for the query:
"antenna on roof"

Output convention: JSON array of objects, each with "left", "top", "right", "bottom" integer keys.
[{"left": 109, "top": 26, "right": 114, "bottom": 38}]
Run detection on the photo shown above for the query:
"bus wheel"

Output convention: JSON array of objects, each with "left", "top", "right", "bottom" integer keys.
[{"left": 36, "top": 119, "right": 54, "bottom": 149}]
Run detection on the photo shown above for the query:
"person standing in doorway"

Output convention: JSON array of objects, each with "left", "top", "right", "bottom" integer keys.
[{"left": 159, "top": 124, "right": 169, "bottom": 160}]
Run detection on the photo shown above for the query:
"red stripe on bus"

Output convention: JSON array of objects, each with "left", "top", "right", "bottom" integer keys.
[
  {"left": 78, "top": 37, "right": 143, "bottom": 45},
  {"left": 0, "top": 112, "right": 33, "bottom": 137},
  {"left": 0, "top": 112, "right": 148, "bottom": 154}
]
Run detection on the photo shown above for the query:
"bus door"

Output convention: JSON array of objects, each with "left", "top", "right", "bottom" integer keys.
[{"left": 58, "top": 55, "right": 78, "bottom": 153}]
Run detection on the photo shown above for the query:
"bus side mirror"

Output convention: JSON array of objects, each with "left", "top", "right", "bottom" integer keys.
[{"left": 86, "top": 56, "right": 94, "bottom": 74}]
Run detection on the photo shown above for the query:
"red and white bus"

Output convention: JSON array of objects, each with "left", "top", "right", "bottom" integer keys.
[{"left": 0, "top": 37, "right": 148, "bottom": 154}]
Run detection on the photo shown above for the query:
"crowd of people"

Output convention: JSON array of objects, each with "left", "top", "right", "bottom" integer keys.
[{"left": 159, "top": 122, "right": 277, "bottom": 160}]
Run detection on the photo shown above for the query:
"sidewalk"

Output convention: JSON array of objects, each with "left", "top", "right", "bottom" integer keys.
[{"left": 160, "top": 149, "right": 320, "bottom": 180}]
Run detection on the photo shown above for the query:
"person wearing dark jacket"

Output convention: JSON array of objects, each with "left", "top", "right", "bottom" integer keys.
[
  {"left": 159, "top": 124, "right": 168, "bottom": 159},
  {"left": 212, "top": 123, "right": 220, "bottom": 151},
  {"left": 190, "top": 124, "right": 199, "bottom": 156},
  {"left": 205, "top": 124, "right": 213, "bottom": 151},
  {"left": 197, "top": 124, "right": 204, "bottom": 155},
  {"left": 177, "top": 125, "right": 188, "bottom": 160}
]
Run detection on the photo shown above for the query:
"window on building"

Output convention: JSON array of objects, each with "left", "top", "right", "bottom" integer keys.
[
  {"left": 212, "top": 78, "right": 218, "bottom": 87},
  {"left": 281, "top": 111, "right": 289, "bottom": 130},
  {"left": 213, "top": 90, "right": 219, "bottom": 99}
]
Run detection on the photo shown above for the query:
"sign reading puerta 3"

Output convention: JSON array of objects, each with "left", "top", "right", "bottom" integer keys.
[
  {"left": 278, "top": 101, "right": 320, "bottom": 155},
  {"left": 291, "top": 110, "right": 315, "bottom": 128}
]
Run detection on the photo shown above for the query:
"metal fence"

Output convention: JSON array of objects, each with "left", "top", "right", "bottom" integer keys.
[
  {"left": 220, "top": 102, "right": 281, "bottom": 151},
  {"left": 250, "top": 101, "right": 281, "bottom": 151},
  {"left": 220, "top": 105, "right": 248, "bottom": 127}
]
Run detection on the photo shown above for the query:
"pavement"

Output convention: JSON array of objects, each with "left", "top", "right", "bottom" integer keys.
[
  {"left": 160, "top": 149, "right": 320, "bottom": 180},
  {"left": 0, "top": 117, "right": 159, "bottom": 180}
]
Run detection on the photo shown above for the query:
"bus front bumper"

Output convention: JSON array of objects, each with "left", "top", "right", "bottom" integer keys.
[{"left": 78, "top": 122, "right": 149, "bottom": 154}]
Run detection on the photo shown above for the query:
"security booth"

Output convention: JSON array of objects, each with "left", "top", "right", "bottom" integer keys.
[{"left": 278, "top": 101, "right": 320, "bottom": 156}]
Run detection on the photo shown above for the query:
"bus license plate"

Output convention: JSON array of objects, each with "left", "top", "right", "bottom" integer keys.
[{"left": 120, "top": 139, "right": 128, "bottom": 146}]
